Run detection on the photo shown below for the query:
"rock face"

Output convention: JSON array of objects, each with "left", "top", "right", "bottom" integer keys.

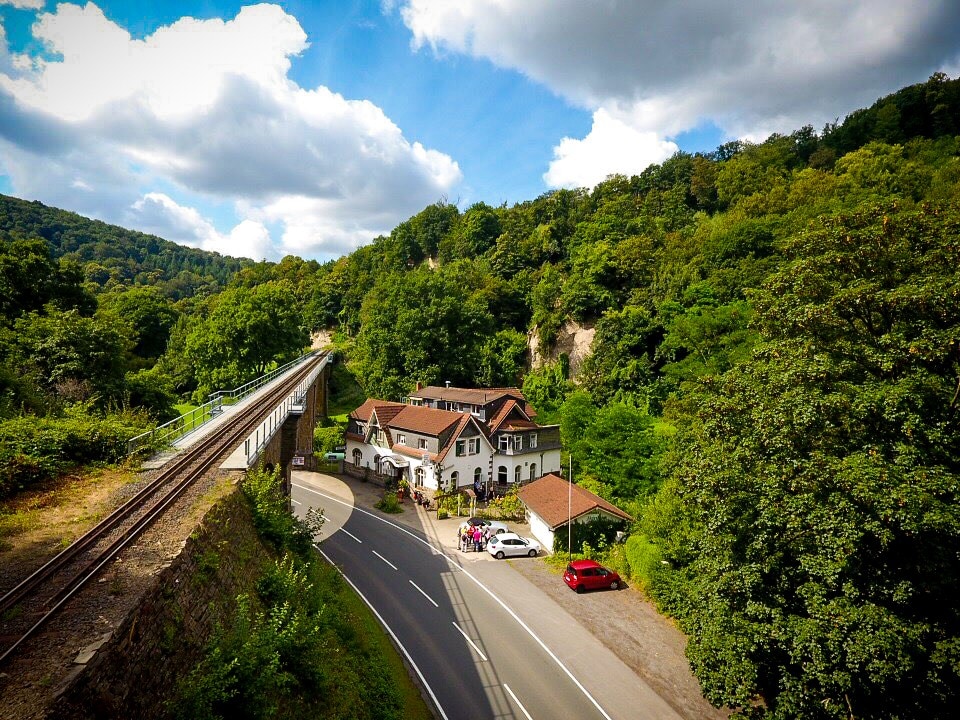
[{"left": 529, "top": 319, "right": 595, "bottom": 378}]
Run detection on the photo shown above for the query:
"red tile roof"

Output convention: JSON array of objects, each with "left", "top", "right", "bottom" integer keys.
[
  {"left": 517, "top": 473, "right": 633, "bottom": 530},
  {"left": 389, "top": 405, "right": 464, "bottom": 436},
  {"left": 349, "top": 398, "right": 405, "bottom": 421}
]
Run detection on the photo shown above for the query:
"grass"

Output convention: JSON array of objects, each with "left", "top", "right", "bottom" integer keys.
[
  {"left": 327, "top": 362, "right": 367, "bottom": 417},
  {"left": 173, "top": 402, "right": 198, "bottom": 417}
]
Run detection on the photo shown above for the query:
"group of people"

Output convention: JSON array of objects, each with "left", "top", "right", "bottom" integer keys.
[{"left": 457, "top": 523, "right": 492, "bottom": 552}]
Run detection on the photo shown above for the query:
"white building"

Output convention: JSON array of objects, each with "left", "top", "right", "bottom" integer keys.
[{"left": 345, "top": 385, "right": 562, "bottom": 495}]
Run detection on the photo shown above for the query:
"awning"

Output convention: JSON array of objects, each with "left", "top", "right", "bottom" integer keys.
[{"left": 380, "top": 455, "right": 410, "bottom": 468}]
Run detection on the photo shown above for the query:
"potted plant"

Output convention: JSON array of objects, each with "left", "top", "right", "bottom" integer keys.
[{"left": 397, "top": 477, "right": 409, "bottom": 501}]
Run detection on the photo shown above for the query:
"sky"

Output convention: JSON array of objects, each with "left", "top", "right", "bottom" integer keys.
[{"left": 0, "top": 1, "right": 958, "bottom": 262}]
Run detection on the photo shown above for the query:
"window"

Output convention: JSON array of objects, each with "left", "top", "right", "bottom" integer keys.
[
  {"left": 352, "top": 449, "right": 362, "bottom": 467},
  {"left": 418, "top": 438, "right": 428, "bottom": 450},
  {"left": 529, "top": 433, "right": 537, "bottom": 449},
  {"left": 474, "top": 468, "right": 482, "bottom": 485},
  {"left": 497, "top": 465, "right": 507, "bottom": 485},
  {"left": 514, "top": 466, "right": 521, "bottom": 483},
  {"left": 468, "top": 438, "right": 480, "bottom": 454},
  {"left": 450, "top": 471, "right": 459, "bottom": 488},
  {"left": 529, "top": 463, "right": 537, "bottom": 481},
  {"left": 397, "top": 433, "right": 406, "bottom": 445},
  {"left": 512, "top": 435, "right": 523, "bottom": 451},
  {"left": 456, "top": 439, "right": 465, "bottom": 456},
  {"left": 415, "top": 467, "right": 424, "bottom": 487},
  {"left": 498, "top": 435, "right": 509, "bottom": 451}
]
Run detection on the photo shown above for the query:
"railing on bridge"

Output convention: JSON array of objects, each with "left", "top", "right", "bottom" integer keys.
[
  {"left": 125, "top": 351, "right": 320, "bottom": 456},
  {"left": 243, "top": 356, "right": 328, "bottom": 466}
]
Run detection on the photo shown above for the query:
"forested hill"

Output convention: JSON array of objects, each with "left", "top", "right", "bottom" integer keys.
[
  {"left": 1, "top": 72, "right": 959, "bottom": 718},
  {"left": 0, "top": 193, "right": 246, "bottom": 298}
]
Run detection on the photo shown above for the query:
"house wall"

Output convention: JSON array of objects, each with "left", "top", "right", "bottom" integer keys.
[
  {"left": 528, "top": 510, "right": 555, "bottom": 552},
  {"left": 493, "top": 447, "right": 561, "bottom": 488}
]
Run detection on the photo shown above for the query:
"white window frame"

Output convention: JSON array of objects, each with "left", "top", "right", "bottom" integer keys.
[
  {"left": 397, "top": 433, "right": 406, "bottom": 445},
  {"left": 529, "top": 433, "right": 537, "bottom": 449}
]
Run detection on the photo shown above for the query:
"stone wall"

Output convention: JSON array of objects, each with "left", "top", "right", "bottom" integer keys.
[{"left": 47, "top": 486, "right": 273, "bottom": 720}]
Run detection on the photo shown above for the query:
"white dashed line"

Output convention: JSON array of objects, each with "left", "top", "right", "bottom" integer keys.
[
  {"left": 451, "top": 622, "right": 488, "bottom": 662},
  {"left": 314, "top": 545, "right": 450, "bottom": 720},
  {"left": 504, "top": 684, "right": 533, "bottom": 720},
  {"left": 409, "top": 580, "right": 439, "bottom": 607},
  {"left": 372, "top": 550, "right": 397, "bottom": 570}
]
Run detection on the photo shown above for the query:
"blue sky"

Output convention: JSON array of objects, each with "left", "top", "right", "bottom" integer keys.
[{"left": 0, "top": 1, "right": 957, "bottom": 261}]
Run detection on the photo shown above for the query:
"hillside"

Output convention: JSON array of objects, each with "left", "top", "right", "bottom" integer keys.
[{"left": 0, "top": 194, "right": 246, "bottom": 298}]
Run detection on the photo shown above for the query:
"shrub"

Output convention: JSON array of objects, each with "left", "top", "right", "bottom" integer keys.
[
  {"left": 0, "top": 407, "right": 149, "bottom": 498},
  {"left": 375, "top": 492, "right": 402, "bottom": 514},
  {"left": 552, "top": 517, "right": 623, "bottom": 555}
]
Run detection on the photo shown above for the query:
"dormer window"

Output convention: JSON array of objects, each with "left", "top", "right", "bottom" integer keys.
[
  {"left": 418, "top": 438, "right": 428, "bottom": 450},
  {"left": 529, "top": 433, "right": 537, "bottom": 449},
  {"left": 397, "top": 433, "right": 406, "bottom": 445}
]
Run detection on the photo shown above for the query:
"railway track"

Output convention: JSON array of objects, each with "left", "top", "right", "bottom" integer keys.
[{"left": 0, "top": 351, "right": 325, "bottom": 668}]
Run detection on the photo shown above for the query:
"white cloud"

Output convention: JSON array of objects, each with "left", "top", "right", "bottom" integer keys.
[
  {"left": 131, "top": 192, "right": 275, "bottom": 261},
  {"left": 0, "top": 1, "right": 44, "bottom": 9},
  {"left": 0, "top": 3, "right": 461, "bottom": 260},
  {"left": 544, "top": 108, "right": 677, "bottom": 188},
  {"left": 400, "top": 0, "right": 960, "bottom": 187}
]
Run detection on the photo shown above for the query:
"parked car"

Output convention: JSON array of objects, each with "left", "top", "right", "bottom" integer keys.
[
  {"left": 563, "top": 559, "right": 622, "bottom": 593},
  {"left": 323, "top": 451, "right": 345, "bottom": 461},
  {"left": 487, "top": 532, "right": 541, "bottom": 559},
  {"left": 463, "top": 518, "right": 509, "bottom": 535}
]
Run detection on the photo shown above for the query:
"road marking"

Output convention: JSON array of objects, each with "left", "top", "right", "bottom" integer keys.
[
  {"left": 314, "top": 545, "right": 450, "bottom": 720},
  {"left": 409, "top": 580, "right": 439, "bottom": 607},
  {"left": 503, "top": 684, "right": 534, "bottom": 720},
  {"left": 339, "top": 527, "right": 362, "bottom": 543},
  {"left": 451, "top": 622, "right": 488, "bottom": 662},
  {"left": 291, "top": 499, "right": 301, "bottom": 506},
  {"left": 372, "top": 550, "right": 397, "bottom": 570},
  {"left": 305, "top": 486, "right": 615, "bottom": 720}
]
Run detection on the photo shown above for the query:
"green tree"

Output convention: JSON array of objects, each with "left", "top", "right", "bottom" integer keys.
[
  {"left": 478, "top": 329, "right": 528, "bottom": 387},
  {"left": 351, "top": 268, "right": 493, "bottom": 399},
  {"left": 99, "top": 286, "right": 179, "bottom": 361},
  {"left": 667, "top": 203, "right": 960, "bottom": 717},
  {"left": 186, "top": 281, "right": 308, "bottom": 395},
  {"left": 12, "top": 309, "right": 132, "bottom": 405}
]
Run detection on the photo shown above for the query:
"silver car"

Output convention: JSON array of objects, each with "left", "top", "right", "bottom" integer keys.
[{"left": 487, "top": 532, "right": 541, "bottom": 559}]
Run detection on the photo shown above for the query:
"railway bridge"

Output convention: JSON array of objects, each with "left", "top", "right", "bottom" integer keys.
[{"left": 0, "top": 351, "right": 334, "bottom": 717}]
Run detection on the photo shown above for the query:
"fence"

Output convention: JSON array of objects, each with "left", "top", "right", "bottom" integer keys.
[
  {"left": 126, "top": 351, "right": 319, "bottom": 456},
  {"left": 243, "top": 354, "right": 328, "bottom": 466}
]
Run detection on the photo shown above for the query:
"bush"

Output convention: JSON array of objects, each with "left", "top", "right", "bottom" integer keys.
[
  {"left": 313, "top": 423, "right": 344, "bottom": 454},
  {"left": 623, "top": 534, "right": 692, "bottom": 620},
  {"left": 173, "top": 467, "right": 407, "bottom": 720},
  {"left": 552, "top": 517, "right": 623, "bottom": 555},
  {"left": 240, "top": 466, "right": 323, "bottom": 555},
  {"left": 375, "top": 492, "right": 402, "bottom": 514},
  {"left": 0, "top": 407, "right": 150, "bottom": 498}
]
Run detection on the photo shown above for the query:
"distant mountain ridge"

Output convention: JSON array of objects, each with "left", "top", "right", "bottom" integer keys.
[{"left": 0, "top": 194, "right": 247, "bottom": 297}]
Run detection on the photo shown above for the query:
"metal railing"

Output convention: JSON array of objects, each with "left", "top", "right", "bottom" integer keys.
[
  {"left": 243, "top": 356, "right": 328, "bottom": 465},
  {"left": 126, "top": 351, "right": 319, "bottom": 456}
]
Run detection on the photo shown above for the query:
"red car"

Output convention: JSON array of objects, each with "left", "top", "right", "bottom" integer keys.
[{"left": 563, "top": 559, "right": 622, "bottom": 593}]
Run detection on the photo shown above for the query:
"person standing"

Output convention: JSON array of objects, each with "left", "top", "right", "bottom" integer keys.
[{"left": 473, "top": 525, "right": 482, "bottom": 552}]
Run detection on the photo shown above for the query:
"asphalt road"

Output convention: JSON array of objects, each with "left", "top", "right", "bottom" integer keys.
[{"left": 292, "top": 474, "right": 681, "bottom": 720}]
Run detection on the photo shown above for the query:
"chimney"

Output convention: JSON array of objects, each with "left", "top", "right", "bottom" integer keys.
[
  {"left": 416, "top": 381, "right": 422, "bottom": 391},
  {"left": 445, "top": 380, "right": 451, "bottom": 389}
]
